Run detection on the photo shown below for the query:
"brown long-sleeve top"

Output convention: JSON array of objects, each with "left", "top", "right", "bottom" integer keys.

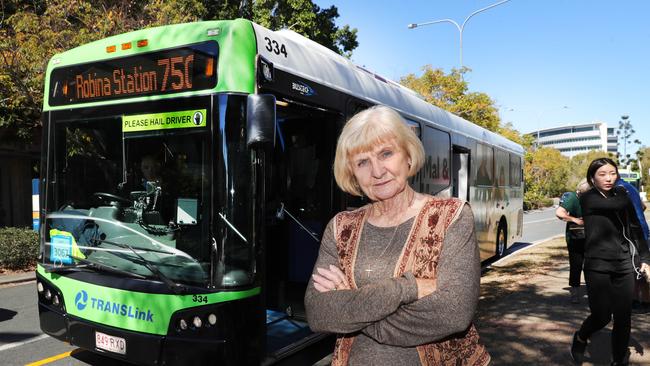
[{"left": 304, "top": 205, "right": 480, "bottom": 365}]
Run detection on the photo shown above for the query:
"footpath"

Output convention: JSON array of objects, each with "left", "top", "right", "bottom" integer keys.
[{"left": 477, "top": 237, "right": 650, "bottom": 365}]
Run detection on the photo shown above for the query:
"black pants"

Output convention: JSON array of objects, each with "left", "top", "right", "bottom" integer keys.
[
  {"left": 567, "top": 239, "right": 585, "bottom": 287},
  {"left": 578, "top": 270, "right": 635, "bottom": 363}
]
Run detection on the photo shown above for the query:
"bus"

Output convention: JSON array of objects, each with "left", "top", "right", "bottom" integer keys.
[
  {"left": 37, "top": 19, "right": 524, "bottom": 365},
  {"left": 619, "top": 168, "right": 641, "bottom": 190}
]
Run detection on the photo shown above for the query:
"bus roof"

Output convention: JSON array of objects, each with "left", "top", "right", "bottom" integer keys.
[{"left": 252, "top": 23, "right": 524, "bottom": 156}]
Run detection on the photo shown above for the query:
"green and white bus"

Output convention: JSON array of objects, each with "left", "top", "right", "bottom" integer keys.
[
  {"left": 619, "top": 168, "right": 641, "bottom": 190},
  {"left": 37, "top": 18, "right": 523, "bottom": 365}
]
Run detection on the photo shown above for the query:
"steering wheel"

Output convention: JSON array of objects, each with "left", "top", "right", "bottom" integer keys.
[{"left": 93, "top": 192, "right": 132, "bottom": 206}]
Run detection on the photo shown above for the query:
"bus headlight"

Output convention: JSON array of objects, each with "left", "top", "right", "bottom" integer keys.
[
  {"left": 179, "top": 319, "right": 188, "bottom": 331},
  {"left": 192, "top": 316, "right": 202, "bottom": 328},
  {"left": 45, "top": 289, "right": 52, "bottom": 300},
  {"left": 208, "top": 313, "right": 217, "bottom": 325},
  {"left": 37, "top": 282, "right": 44, "bottom": 293}
]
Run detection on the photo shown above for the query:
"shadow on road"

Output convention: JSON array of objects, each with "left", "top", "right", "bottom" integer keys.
[
  {"left": 0, "top": 308, "right": 17, "bottom": 322},
  {"left": 0, "top": 331, "right": 41, "bottom": 344}
]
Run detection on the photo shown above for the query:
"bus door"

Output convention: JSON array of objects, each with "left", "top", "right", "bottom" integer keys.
[
  {"left": 452, "top": 147, "right": 470, "bottom": 201},
  {"left": 264, "top": 102, "right": 341, "bottom": 318}
]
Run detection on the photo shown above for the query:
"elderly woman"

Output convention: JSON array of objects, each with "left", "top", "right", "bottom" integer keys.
[
  {"left": 304, "top": 105, "right": 490, "bottom": 365},
  {"left": 571, "top": 158, "right": 650, "bottom": 366}
]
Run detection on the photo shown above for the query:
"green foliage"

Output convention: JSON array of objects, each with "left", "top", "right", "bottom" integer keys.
[
  {"left": 617, "top": 116, "right": 642, "bottom": 170},
  {"left": 399, "top": 66, "right": 500, "bottom": 132},
  {"left": 523, "top": 147, "right": 569, "bottom": 207},
  {"left": 499, "top": 122, "right": 533, "bottom": 148},
  {"left": 638, "top": 147, "right": 650, "bottom": 189},
  {"left": 0, "top": 227, "right": 39, "bottom": 270},
  {"left": 566, "top": 150, "right": 615, "bottom": 191},
  {"left": 523, "top": 190, "right": 553, "bottom": 210},
  {"left": 205, "top": 0, "right": 358, "bottom": 57}
]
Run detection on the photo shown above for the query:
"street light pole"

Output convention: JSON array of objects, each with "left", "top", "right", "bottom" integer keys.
[{"left": 408, "top": 0, "right": 511, "bottom": 68}]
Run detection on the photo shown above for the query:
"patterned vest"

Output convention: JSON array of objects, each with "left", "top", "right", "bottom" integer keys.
[{"left": 331, "top": 197, "right": 490, "bottom": 366}]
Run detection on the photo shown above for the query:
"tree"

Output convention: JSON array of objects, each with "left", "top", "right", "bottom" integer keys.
[
  {"left": 499, "top": 122, "right": 533, "bottom": 148},
  {"left": 399, "top": 66, "right": 500, "bottom": 132},
  {"left": 523, "top": 147, "right": 569, "bottom": 208},
  {"left": 617, "top": 115, "right": 642, "bottom": 170},
  {"left": 204, "top": 0, "right": 358, "bottom": 57},
  {"left": 637, "top": 146, "right": 650, "bottom": 190},
  {"left": 566, "top": 150, "right": 615, "bottom": 191}
]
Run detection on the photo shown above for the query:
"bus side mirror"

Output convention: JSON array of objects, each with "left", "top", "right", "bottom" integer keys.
[{"left": 246, "top": 94, "right": 276, "bottom": 147}]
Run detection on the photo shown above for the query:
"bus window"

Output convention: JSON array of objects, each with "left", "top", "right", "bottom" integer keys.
[
  {"left": 412, "top": 126, "right": 450, "bottom": 195},
  {"left": 509, "top": 154, "right": 522, "bottom": 186},
  {"left": 474, "top": 143, "right": 494, "bottom": 186},
  {"left": 46, "top": 111, "right": 212, "bottom": 286},
  {"left": 495, "top": 150, "right": 509, "bottom": 187}
]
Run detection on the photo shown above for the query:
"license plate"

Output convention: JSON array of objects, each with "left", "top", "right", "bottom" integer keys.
[{"left": 95, "top": 331, "right": 126, "bottom": 355}]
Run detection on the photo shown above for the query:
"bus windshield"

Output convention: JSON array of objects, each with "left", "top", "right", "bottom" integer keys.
[{"left": 43, "top": 108, "right": 212, "bottom": 285}]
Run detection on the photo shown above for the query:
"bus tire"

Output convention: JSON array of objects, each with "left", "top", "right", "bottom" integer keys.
[{"left": 496, "top": 222, "right": 507, "bottom": 258}]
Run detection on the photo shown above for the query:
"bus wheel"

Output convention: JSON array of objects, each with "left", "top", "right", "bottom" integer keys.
[{"left": 496, "top": 223, "right": 507, "bottom": 258}]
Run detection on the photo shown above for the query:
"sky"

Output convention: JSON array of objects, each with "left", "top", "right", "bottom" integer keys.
[{"left": 314, "top": 0, "right": 650, "bottom": 149}]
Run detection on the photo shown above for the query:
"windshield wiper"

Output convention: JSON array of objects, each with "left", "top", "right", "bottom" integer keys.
[
  {"left": 43, "top": 263, "right": 90, "bottom": 274},
  {"left": 68, "top": 255, "right": 148, "bottom": 279},
  {"left": 91, "top": 238, "right": 188, "bottom": 294}
]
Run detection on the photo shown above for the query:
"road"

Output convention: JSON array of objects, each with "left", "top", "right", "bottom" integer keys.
[
  {"left": 0, "top": 208, "right": 564, "bottom": 366},
  {"left": 504, "top": 206, "right": 565, "bottom": 257}
]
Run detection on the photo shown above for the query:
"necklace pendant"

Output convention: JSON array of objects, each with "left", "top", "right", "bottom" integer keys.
[{"left": 365, "top": 268, "right": 373, "bottom": 277}]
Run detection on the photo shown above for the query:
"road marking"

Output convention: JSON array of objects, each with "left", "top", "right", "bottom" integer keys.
[
  {"left": 25, "top": 349, "right": 79, "bottom": 366},
  {"left": 0, "top": 334, "right": 49, "bottom": 352}
]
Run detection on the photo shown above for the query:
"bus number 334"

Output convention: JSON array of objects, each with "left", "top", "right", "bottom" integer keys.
[
  {"left": 192, "top": 295, "right": 208, "bottom": 303},
  {"left": 264, "top": 36, "right": 287, "bottom": 58}
]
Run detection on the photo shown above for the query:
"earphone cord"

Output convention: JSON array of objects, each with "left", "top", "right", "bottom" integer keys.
[{"left": 616, "top": 213, "right": 644, "bottom": 280}]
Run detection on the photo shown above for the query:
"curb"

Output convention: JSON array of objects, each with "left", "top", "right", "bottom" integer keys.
[{"left": 0, "top": 272, "right": 35, "bottom": 286}]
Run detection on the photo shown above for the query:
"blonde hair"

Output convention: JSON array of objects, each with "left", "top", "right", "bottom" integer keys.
[
  {"left": 333, "top": 105, "right": 425, "bottom": 196},
  {"left": 576, "top": 178, "right": 590, "bottom": 194}
]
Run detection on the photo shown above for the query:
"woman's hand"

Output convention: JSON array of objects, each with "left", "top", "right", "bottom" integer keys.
[
  {"left": 415, "top": 278, "right": 437, "bottom": 299},
  {"left": 573, "top": 217, "right": 584, "bottom": 226},
  {"left": 312, "top": 265, "right": 350, "bottom": 292},
  {"left": 641, "top": 263, "right": 650, "bottom": 282}
]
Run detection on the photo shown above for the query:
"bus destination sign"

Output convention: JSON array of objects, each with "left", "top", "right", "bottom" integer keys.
[{"left": 49, "top": 41, "right": 218, "bottom": 106}]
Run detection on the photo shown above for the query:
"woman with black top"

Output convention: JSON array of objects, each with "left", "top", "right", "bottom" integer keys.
[{"left": 571, "top": 158, "right": 650, "bottom": 365}]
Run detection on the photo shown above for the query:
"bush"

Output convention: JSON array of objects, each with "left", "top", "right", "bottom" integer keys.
[
  {"left": 524, "top": 191, "right": 555, "bottom": 210},
  {"left": 0, "top": 227, "right": 39, "bottom": 270}
]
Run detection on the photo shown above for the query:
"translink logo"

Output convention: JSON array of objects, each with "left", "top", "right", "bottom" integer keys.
[
  {"left": 73, "top": 290, "right": 154, "bottom": 323},
  {"left": 75, "top": 290, "right": 88, "bottom": 311}
]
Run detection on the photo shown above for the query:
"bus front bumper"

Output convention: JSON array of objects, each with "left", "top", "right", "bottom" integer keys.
[{"left": 38, "top": 302, "right": 226, "bottom": 366}]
